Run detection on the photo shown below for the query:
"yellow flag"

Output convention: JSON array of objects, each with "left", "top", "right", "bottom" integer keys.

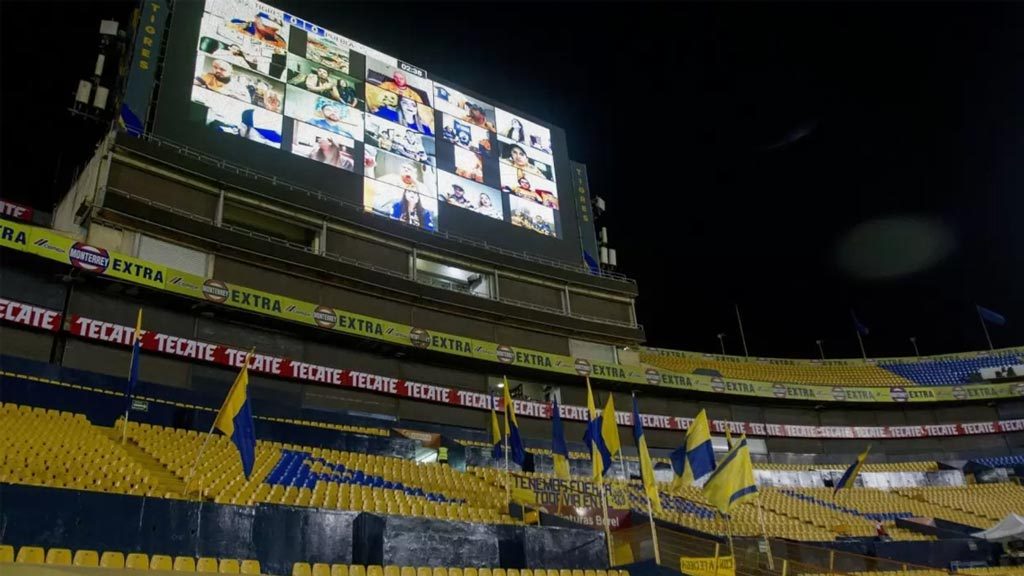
[{"left": 601, "top": 394, "right": 621, "bottom": 459}]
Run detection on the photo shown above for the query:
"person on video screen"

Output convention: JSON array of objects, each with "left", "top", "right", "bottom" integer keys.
[
  {"left": 229, "top": 12, "right": 286, "bottom": 48},
  {"left": 446, "top": 183, "right": 473, "bottom": 209},
  {"left": 456, "top": 153, "right": 484, "bottom": 183},
  {"left": 391, "top": 189, "right": 435, "bottom": 230},
  {"left": 533, "top": 214, "right": 553, "bottom": 236},
  {"left": 308, "top": 98, "right": 354, "bottom": 138},
  {"left": 309, "top": 136, "right": 353, "bottom": 170},
  {"left": 376, "top": 128, "right": 395, "bottom": 153},
  {"left": 506, "top": 144, "right": 543, "bottom": 177},
  {"left": 379, "top": 162, "right": 425, "bottom": 193},
  {"left": 505, "top": 118, "right": 525, "bottom": 143},
  {"left": 246, "top": 79, "right": 280, "bottom": 112},
  {"left": 369, "top": 89, "right": 400, "bottom": 123},
  {"left": 398, "top": 97, "right": 432, "bottom": 136},
  {"left": 509, "top": 177, "right": 543, "bottom": 205},
  {"left": 303, "top": 68, "right": 342, "bottom": 101},
  {"left": 378, "top": 71, "right": 425, "bottom": 104},
  {"left": 477, "top": 192, "right": 501, "bottom": 219},
  {"left": 194, "top": 59, "right": 247, "bottom": 100},
  {"left": 397, "top": 129, "right": 428, "bottom": 162},
  {"left": 466, "top": 103, "right": 496, "bottom": 132},
  {"left": 210, "top": 43, "right": 258, "bottom": 71}
]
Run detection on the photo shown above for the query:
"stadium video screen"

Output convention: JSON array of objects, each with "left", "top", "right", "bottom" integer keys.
[{"left": 181, "top": 0, "right": 563, "bottom": 238}]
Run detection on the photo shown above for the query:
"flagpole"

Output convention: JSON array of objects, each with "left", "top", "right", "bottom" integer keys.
[
  {"left": 724, "top": 513, "right": 735, "bottom": 558},
  {"left": 977, "top": 306, "right": 994, "bottom": 351},
  {"left": 122, "top": 309, "right": 143, "bottom": 445},
  {"left": 184, "top": 347, "right": 253, "bottom": 500},
  {"left": 755, "top": 493, "right": 774, "bottom": 569},
  {"left": 503, "top": 392, "right": 511, "bottom": 514},
  {"left": 599, "top": 479, "right": 615, "bottom": 566},
  {"left": 855, "top": 328, "right": 867, "bottom": 360},
  {"left": 734, "top": 304, "right": 749, "bottom": 358}
]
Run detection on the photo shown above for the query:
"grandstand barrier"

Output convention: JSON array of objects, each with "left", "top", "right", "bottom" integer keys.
[{"left": 0, "top": 483, "right": 609, "bottom": 574}]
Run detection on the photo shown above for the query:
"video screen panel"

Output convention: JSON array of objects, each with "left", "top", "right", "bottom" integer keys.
[{"left": 156, "top": 0, "right": 575, "bottom": 250}]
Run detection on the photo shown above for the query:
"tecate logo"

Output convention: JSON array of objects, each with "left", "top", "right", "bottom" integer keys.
[
  {"left": 496, "top": 345, "right": 515, "bottom": 364},
  {"left": 772, "top": 383, "right": 787, "bottom": 398},
  {"left": 832, "top": 387, "right": 847, "bottom": 401},
  {"left": 409, "top": 327, "right": 431, "bottom": 348},
  {"left": 202, "top": 279, "right": 229, "bottom": 303},
  {"left": 711, "top": 378, "right": 725, "bottom": 393},
  {"left": 890, "top": 387, "right": 909, "bottom": 402},
  {"left": 68, "top": 242, "right": 109, "bottom": 273},
  {"left": 645, "top": 368, "right": 660, "bottom": 385},
  {"left": 313, "top": 305, "right": 337, "bottom": 329},
  {"left": 574, "top": 358, "right": 591, "bottom": 376}
]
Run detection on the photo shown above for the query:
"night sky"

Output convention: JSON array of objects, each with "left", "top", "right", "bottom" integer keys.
[{"left": 5, "top": 2, "right": 1024, "bottom": 359}]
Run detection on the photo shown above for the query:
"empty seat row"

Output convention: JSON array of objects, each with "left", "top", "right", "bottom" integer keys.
[
  {"left": 0, "top": 544, "right": 259, "bottom": 573},
  {"left": 291, "top": 565, "right": 629, "bottom": 576}
]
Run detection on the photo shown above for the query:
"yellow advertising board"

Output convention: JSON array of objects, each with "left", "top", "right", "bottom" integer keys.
[
  {"left": 3, "top": 219, "right": 1022, "bottom": 404},
  {"left": 681, "top": 556, "right": 735, "bottom": 576}
]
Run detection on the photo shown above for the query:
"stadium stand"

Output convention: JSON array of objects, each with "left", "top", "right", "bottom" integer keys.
[{"left": 639, "top": 348, "right": 1024, "bottom": 386}]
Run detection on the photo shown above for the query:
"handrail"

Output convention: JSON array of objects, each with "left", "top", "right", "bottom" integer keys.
[{"left": 117, "top": 129, "right": 637, "bottom": 284}]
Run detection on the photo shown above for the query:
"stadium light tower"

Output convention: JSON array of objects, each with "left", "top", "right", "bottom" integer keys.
[
  {"left": 717, "top": 333, "right": 726, "bottom": 355},
  {"left": 816, "top": 339, "right": 825, "bottom": 360},
  {"left": 71, "top": 19, "right": 128, "bottom": 124},
  {"left": 909, "top": 336, "right": 920, "bottom": 357}
]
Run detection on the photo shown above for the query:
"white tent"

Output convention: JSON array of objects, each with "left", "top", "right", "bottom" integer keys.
[{"left": 973, "top": 513, "right": 1024, "bottom": 543}]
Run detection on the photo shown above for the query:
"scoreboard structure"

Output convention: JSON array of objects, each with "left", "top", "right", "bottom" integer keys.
[{"left": 145, "top": 0, "right": 591, "bottom": 265}]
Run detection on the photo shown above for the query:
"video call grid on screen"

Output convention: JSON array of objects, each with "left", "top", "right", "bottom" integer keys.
[{"left": 157, "top": 0, "right": 581, "bottom": 252}]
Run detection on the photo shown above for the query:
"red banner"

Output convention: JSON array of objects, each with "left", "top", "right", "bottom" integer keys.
[
  {"left": 0, "top": 298, "right": 62, "bottom": 332},
  {"left": 2, "top": 298, "right": 1021, "bottom": 440},
  {"left": 0, "top": 199, "right": 34, "bottom": 223}
]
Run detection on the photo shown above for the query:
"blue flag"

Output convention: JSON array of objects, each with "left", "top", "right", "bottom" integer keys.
[
  {"left": 214, "top": 353, "right": 257, "bottom": 478},
  {"left": 978, "top": 305, "right": 1007, "bottom": 326},
  {"left": 851, "top": 310, "right": 870, "bottom": 336}
]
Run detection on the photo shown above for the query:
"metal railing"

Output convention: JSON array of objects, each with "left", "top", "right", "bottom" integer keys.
[{"left": 117, "top": 129, "right": 637, "bottom": 285}]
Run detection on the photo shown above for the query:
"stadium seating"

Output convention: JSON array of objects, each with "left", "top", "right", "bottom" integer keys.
[
  {"left": 0, "top": 544, "right": 261, "bottom": 572},
  {"left": 640, "top": 349, "right": 1024, "bottom": 386},
  {"left": 879, "top": 354, "right": 1023, "bottom": 385},
  {"left": 639, "top": 352, "right": 911, "bottom": 386}
]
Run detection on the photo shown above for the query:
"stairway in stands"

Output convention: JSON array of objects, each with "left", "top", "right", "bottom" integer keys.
[{"left": 97, "top": 426, "right": 188, "bottom": 497}]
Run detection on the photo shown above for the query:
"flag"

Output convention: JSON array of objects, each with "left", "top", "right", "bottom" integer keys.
[
  {"left": 490, "top": 403, "right": 503, "bottom": 461},
  {"left": 834, "top": 445, "right": 871, "bottom": 495},
  {"left": 977, "top": 305, "right": 1007, "bottom": 326},
  {"left": 214, "top": 351, "right": 257, "bottom": 478},
  {"left": 601, "top": 394, "right": 621, "bottom": 460},
  {"left": 125, "top": 309, "right": 143, "bottom": 410},
  {"left": 669, "top": 444, "right": 688, "bottom": 487},
  {"left": 702, "top": 435, "right": 757, "bottom": 514},
  {"left": 685, "top": 409, "right": 717, "bottom": 483},
  {"left": 632, "top": 395, "right": 661, "bottom": 511},
  {"left": 551, "top": 398, "right": 571, "bottom": 480},
  {"left": 583, "top": 378, "right": 612, "bottom": 479},
  {"left": 851, "top": 310, "right": 870, "bottom": 336},
  {"left": 502, "top": 378, "right": 526, "bottom": 466}
]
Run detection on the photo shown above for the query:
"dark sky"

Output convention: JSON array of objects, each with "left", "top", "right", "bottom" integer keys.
[{"left": 5, "top": 1, "right": 1024, "bottom": 359}]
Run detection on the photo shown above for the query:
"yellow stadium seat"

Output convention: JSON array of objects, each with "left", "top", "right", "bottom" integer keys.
[
  {"left": 220, "top": 558, "right": 241, "bottom": 573},
  {"left": 73, "top": 550, "right": 99, "bottom": 567},
  {"left": 402, "top": 567, "right": 417, "bottom": 576},
  {"left": 479, "top": 568, "right": 492, "bottom": 576},
  {"left": 241, "top": 559, "right": 261, "bottom": 574},
  {"left": 464, "top": 569, "right": 477, "bottom": 576},
  {"left": 560, "top": 570, "right": 572, "bottom": 576},
  {"left": 198, "top": 557, "right": 220, "bottom": 572},
  {"left": 292, "top": 563, "right": 312, "bottom": 576},
  {"left": 101, "top": 551, "right": 126, "bottom": 568},
  {"left": 520, "top": 571, "right": 531, "bottom": 576},
  {"left": 149, "top": 555, "right": 173, "bottom": 570},
  {"left": 418, "top": 567, "right": 432, "bottom": 576},
  {"left": 434, "top": 567, "right": 447, "bottom": 576},
  {"left": 0, "top": 544, "right": 13, "bottom": 563},
  {"left": 46, "top": 548, "right": 72, "bottom": 565},
  {"left": 330, "top": 564, "right": 348, "bottom": 576},
  {"left": 385, "top": 565, "right": 401, "bottom": 576},
  {"left": 175, "top": 556, "right": 197, "bottom": 571},
  {"left": 451, "top": 568, "right": 464, "bottom": 576},
  {"left": 572, "top": 570, "right": 584, "bottom": 576},
  {"left": 351, "top": 564, "right": 367, "bottom": 576},
  {"left": 508, "top": 570, "right": 519, "bottom": 576},
  {"left": 126, "top": 552, "right": 150, "bottom": 569},
  {"left": 16, "top": 546, "right": 45, "bottom": 564},
  {"left": 368, "top": 565, "right": 384, "bottom": 576},
  {"left": 585, "top": 571, "right": 597, "bottom": 576}
]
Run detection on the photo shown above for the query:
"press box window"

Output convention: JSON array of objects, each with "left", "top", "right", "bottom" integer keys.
[{"left": 415, "top": 258, "right": 493, "bottom": 298}]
